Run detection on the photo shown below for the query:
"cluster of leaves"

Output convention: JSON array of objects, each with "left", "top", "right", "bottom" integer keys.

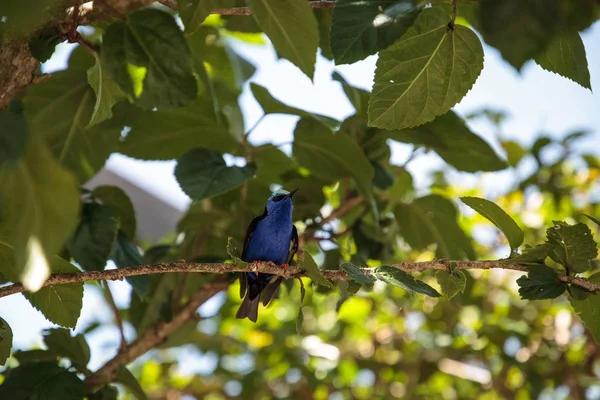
[{"left": 0, "top": 0, "right": 599, "bottom": 398}]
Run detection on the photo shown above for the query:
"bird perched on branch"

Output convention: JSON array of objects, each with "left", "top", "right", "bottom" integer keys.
[{"left": 236, "top": 189, "right": 299, "bottom": 322}]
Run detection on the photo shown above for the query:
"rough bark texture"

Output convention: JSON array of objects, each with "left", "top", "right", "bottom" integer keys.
[{"left": 0, "top": 41, "right": 39, "bottom": 110}]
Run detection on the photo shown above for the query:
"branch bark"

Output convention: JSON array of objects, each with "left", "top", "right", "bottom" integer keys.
[
  {"left": 84, "top": 279, "right": 229, "bottom": 389},
  {"left": 2, "top": 259, "right": 599, "bottom": 298}
]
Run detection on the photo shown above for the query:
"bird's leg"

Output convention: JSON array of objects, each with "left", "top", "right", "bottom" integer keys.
[
  {"left": 281, "top": 263, "right": 289, "bottom": 272},
  {"left": 250, "top": 260, "right": 261, "bottom": 276}
]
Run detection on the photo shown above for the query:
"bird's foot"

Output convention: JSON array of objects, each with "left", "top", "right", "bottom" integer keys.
[
  {"left": 281, "top": 263, "right": 289, "bottom": 272},
  {"left": 250, "top": 261, "right": 261, "bottom": 276}
]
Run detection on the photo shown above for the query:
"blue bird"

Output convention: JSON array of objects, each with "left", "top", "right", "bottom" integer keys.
[{"left": 236, "top": 189, "right": 299, "bottom": 322}]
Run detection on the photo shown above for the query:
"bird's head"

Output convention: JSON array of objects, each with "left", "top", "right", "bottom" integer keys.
[{"left": 266, "top": 188, "right": 298, "bottom": 216}]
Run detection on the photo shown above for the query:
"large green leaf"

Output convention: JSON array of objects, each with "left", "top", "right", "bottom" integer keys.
[
  {"left": 0, "top": 317, "right": 12, "bottom": 365},
  {"left": 546, "top": 221, "right": 597, "bottom": 273},
  {"left": 101, "top": 8, "right": 197, "bottom": 109},
  {"left": 0, "top": 362, "right": 86, "bottom": 399},
  {"left": 386, "top": 110, "right": 507, "bottom": 172},
  {"left": 460, "top": 196, "right": 524, "bottom": 251},
  {"left": 569, "top": 272, "right": 600, "bottom": 343},
  {"left": 395, "top": 195, "right": 475, "bottom": 260},
  {"left": 315, "top": 8, "right": 333, "bottom": 60},
  {"left": 516, "top": 264, "right": 566, "bottom": 300},
  {"left": 68, "top": 203, "right": 119, "bottom": 271},
  {"left": 246, "top": 0, "right": 319, "bottom": 78},
  {"left": 479, "top": 0, "right": 559, "bottom": 69},
  {"left": 368, "top": 7, "right": 483, "bottom": 130},
  {"left": 330, "top": 0, "right": 421, "bottom": 64},
  {"left": 435, "top": 270, "right": 466, "bottom": 300},
  {"left": 115, "top": 365, "right": 148, "bottom": 400},
  {"left": 293, "top": 118, "right": 376, "bottom": 217},
  {"left": 175, "top": 147, "right": 255, "bottom": 201},
  {"left": 86, "top": 55, "right": 126, "bottom": 127},
  {"left": 117, "top": 100, "right": 238, "bottom": 160},
  {"left": 374, "top": 266, "right": 441, "bottom": 297},
  {"left": 535, "top": 31, "right": 591, "bottom": 90},
  {"left": 253, "top": 144, "right": 297, "bottom": 184},
  {"left": 301, "top": 252, "right": 334, "bottom": 288},
  {"left": 250, "top": 83, "right": 340, "bottom": 129},
  {"left": 92, "top": 186, "right": 137, "bottom": 240},
  {"left": 42, "top": 328, "right": 90, "bottom": 371},
  {"left": 179, "top": 0, "right": 236, "bottom": 34},
  {"left": 129, "top": 274, "right": 178, "bottom": 335},
  {"left": 23, "top": 61, "right": 122, "bottom": 184},
  {"left": 0, "top": 110, "right": 28, "bottom": 169},
  {"left": 0, "top": 138, "right": 79, "bottom": 291}
]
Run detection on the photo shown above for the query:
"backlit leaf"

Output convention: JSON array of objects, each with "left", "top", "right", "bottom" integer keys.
[
  {"left": 569, "top": 272, "right": 600, "bottom": 343},
  {"left": 535, "top": 31, "right": 591, "bottom": 90},
  {"left": 435, "top": 270, "right": 466, "bottom": 300},
  {"left": 374, "top": 266, "right": 441, "bottom": 297},
  {"left": 86, "top": 56, "right": 126, "bottom": 127},
  {"left": 300, "top": 252, "right": 334, "bottom": 288},
  {"left": 546, "top": 221, "right": 597, "bottom": 273}
]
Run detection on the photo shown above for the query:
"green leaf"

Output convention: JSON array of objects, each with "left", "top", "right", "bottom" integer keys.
[
  {"left": 28, "top": 28, "right": 60, "bottom": 63},
  {"left": 254, "top": 144, "right": 297, "bottom": 184},
  {"left": 88, "top": 386, "right": 119, "bottom": 400},
  {"left": 584, "top": 214, "right": 600, "bottom": 228},
  {"left": 501, "top": 140, "right": 526, "bottom": 167},
  {"left": 86, "top": 56, "right": 126, "bottom": 127},
  {"left": 247, "top": 0, "right": 319, "bottom": 78},
  {"left": 24, "top": 256, "right": 84, "bottom": 328},
  {"left": 516, "top": 264, "right": 566, "bottom": 300},
  {"left": 250, "top": 83, "right": 340, "bottom": 129},
  {"left": 569, "top": 272, "right": 600, "bottom": 343},
  {"left": 68, "top": 203, "right": 119, "bottom": 271},
  {"left": 23, "top": 57, "right": 122, "bottom": 183},
  {"left": 179, "top": 0, "right": 236, "bottom": 34},
  {"left": 117, "top": 100, "right": 238, "bottom": 160},
  {"left": 0, "top": 317, "right": 12, "bottom": 365},
  {"left": 509, "top": 244, "right": 553, "bottom": 265},
  {"left": 0, "top": 137, "right": 80, "bottom": 292},
  {"left": 460, "top": 196, "right": 524, "bottom": 251},
  {"left": 368, "top": 7, "right": 483, "bottom": 130},
  {"left": 0, "top": 0, "right": 59, "bottom": 36},
  {"left": 100, "top": 8, "right": 197, "bottom": 109},
  {"left": 301, "top": 252, "right": 334, "bottom": 288},
  {"left": 175, "top": 147, "right": 255, "bottom": 200},
  {"left": 479, "top": 0, "right": 559, "bottom": 70},
  {"left": 92, "top": 186, "right": 137, "bottom": 240},
  {"left": 435, "top": 270, "right": 466, "bottom": 300},
  {"left": 111, "top": 232, "right": 149, "bottom": 297},
  {"left": 12, "top": 350, "right": 58, "bottom": 364},
  {"left": 0, "top": 110, "right": 28, "bottom": 169},
  {"left": 0, "top": 362, "right": 87, "bottom": 399},
  {"left": 115, "top": 365, "right": 148, "bottom": 400},
  {"left": 535, "top": 31, "right": 591, "bottom": 90},
  {"left": 42, "top": 328, "right": 90, "bottom": 371},
  {"left": 314, "top": 8, "right": 333, "bottom": 60},
  {"left": 395, "top": 195, "right": 475, "bottom": 260},
  {"left": 546, "top": 221, "right": 598, "bottom": 273},
  {"left": 129, "top": 274, "right": 177, "bottom": 335},
  {"left": 340, "top": 262, "right": 375, "bottom": 286},
  {"left": 374, "top": 266, "right": 441, "bottom": 297},
  {"left": 386, "top": 111, "right": 507, "bottom": 172},
  {"left": 330, "top": 0, "right": 421, "bottom": 64},
  {"left": 293, "top": 118, "right": 376, "bottom": 218},
  {"left": 226, "top": 237, "right": 248, "bottom": 268}
]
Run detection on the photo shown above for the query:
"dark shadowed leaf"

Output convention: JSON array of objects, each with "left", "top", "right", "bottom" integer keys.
[
  {"left": 0, "top": 317, "right": 12, "bottom": 365},
  {"left": 375, "top": 266, "right": 441, "bottom": 297},
  {"left": 535, "top": 31, "right": 591, "bottom": 90},
  {"left": 28, "top": 28, "right": 60, "bottom": 63},
  {"left": 569, "top": 272, "right": 600, "bottom": 342},
  {"left": 341, "top": 262, "right": 375, "bottom": 286},
  {"left": 517, "top": 264, "right": 566, "bottom": 300},
  {"left": 42, "top": 328, "right": 90, "bottom": 371},
  {"left": 0, "top": 362, "right": 86, "bottom": 399},
  {"left": 101, "top": 9, "right": 197, "bottom": 109},
  {"left": 387, "top": 111, "right": 507, "bottom": 172},
  {"left": 395, "top": 195, "right": 475, "bottom": 260},
  {"left": 547, "top": 221, "right": 597, "bottom": 273},
  {"left": 175, "top": 148, "right": 256, "bottom": 201},
  {"left": 253, "top": 144, "right": 298, "bottom": 184},
  {"left": 12, "top": 350, "right": 58, "bottom": 364},
  {"left": 331, "top": 0, "right": 421, "bottom": 64},
  {"left": 0, "top": 110, "right": 28, "bottom": 169},
  {"left": 460, "top": 196, "right": 524, "bottom": 251},
  {"left": 315, "top": 8, "right": 333, "bottom": 59},
  {"left": 301, "top": 252, "right": 334, "bottom": 288},
  {"left": 509, "top": 244, "right": 553, "bottom": 265},
  {"left": 92, "top": 186, "right": 137, "bottom": 240},
  {"left": 435, "top": 270, "right": 466, "bottom": 300},
  {"left": 368, "top": 7, "right": 483, "bottom": 130},
  {"left": 68, "top": 203, "right": 119, "bottom": 271},
  {"left": 247, "top": 0, "right": 318, "bottom": 78},
  {"left": 111, "top": 232, "right": 149, "bottom": 297},
  {"left": 88, "top": 386, "right": 119, "bottom": 400},
  {"left": 178, "top": 0, "right": 236, "bottom": 34},
  {"left": 115, "top": 365, "right": 148, "bottom": 400},
  {"left": 479, "top": 0, "right": 559, "bottom": 69}
]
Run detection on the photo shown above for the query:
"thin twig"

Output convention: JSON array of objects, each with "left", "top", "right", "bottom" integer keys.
[
  {"left": 319, "top": 196, "right": 364, "bottom": 226},
  {"left": 84, "top": 279, "right": 229, "bottom": 389},
  {"left": 2, "top": 259, "right": 600, "bottom": 297},
  {"left": 102, "top": 281, "right": 127, "bottom": 351}
]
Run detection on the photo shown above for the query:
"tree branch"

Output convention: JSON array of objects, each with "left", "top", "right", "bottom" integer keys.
[
  {"left": 102, "top": 281, "right": 127, "bottom": 351},
  {"left": 84, "top": 279, "right": 229, "bottom": 389},
  {"left": 2, "top": 259, "right": 599, "bottom": 298}
]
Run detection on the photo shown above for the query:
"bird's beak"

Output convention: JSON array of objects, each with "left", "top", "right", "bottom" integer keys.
[{"left": 285, "top": 188, "right": 299, "bottom": 199}]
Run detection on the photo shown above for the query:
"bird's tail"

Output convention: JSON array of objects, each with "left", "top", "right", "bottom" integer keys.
[
  {"left": 236, "top": 293, "right": 260, "bottom": 322},
  {"left": 236, "top": 273, "right": 282, "bottom": 322}
]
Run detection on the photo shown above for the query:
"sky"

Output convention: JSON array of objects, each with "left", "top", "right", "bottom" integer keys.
[{"left": 1, "top": 15, "right": 599, "bottom": 373}]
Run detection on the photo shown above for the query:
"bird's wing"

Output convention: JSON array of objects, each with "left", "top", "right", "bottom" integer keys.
[
  {"left": 286, "top": 225, "right": 299, "bottom": 265},
  {"left": 241, "top": 207, "right": 267, "bottom": 261}
]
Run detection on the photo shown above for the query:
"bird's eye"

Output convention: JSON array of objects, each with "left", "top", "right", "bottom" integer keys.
[{"left": 272, "top": 195, "right": 285, "bottom": 202}]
